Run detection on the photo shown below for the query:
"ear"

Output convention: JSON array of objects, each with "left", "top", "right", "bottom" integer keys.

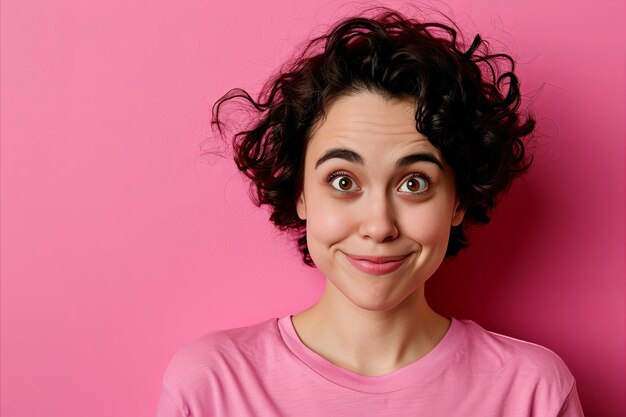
[
  {"left": 451, "top": 197, "right": 466, "bottom": 227},
  {"left": 296, "top": 192, "right": 307, "bottom": 220}
]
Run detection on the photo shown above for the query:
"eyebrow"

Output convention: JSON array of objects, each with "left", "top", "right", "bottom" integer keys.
[
  {"left": 396, "top": 153, "right": 444, "bottom": 171},
  {"left": 314, "top": 147, "right": 444, "bottom": 171},
  {"left": 314, "top": 148, "right": 364, "bottom": 168}
]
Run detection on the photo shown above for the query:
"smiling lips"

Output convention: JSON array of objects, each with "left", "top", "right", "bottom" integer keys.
[{"left": 343, "top": 253, "right": 411, "bottom": 275}]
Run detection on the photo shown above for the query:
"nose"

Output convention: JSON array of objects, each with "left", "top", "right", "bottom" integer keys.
[{"left": 358, "top": 191, "right": 399, "bottom": 243}]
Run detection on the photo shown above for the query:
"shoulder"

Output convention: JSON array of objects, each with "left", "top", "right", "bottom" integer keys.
[
  {"left": 456, "top": 319, "right": 575, "bottom": 392},
  {"left": 161, "top": 317, "right": 280, "bottom": 393}
]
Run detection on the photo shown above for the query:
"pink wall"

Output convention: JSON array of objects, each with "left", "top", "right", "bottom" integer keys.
[{"left": 1, "top": 0, "right": 624, "bottom": 416}]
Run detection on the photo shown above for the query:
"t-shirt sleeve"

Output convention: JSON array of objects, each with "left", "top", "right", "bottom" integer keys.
[
  {"left": 557, "top": 382, "right": 585, "bottom": 417},
  {"left": 156, "top": 334, "right": 223, "bottom": 417},
  {"left": 156, "top": 385, "right": 188, "bottom": 417}
]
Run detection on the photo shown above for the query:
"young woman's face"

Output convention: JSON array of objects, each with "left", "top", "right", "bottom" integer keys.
[{"left": 296, "top": 91, "right": 465, "bottom": 312}]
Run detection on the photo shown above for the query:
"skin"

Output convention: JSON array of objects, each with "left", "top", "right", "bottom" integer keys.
[{"left": 292, "top": 90, "right": 466, "bottom": 377}]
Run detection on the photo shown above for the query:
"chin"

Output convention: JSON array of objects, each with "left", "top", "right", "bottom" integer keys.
[{"left": 347, "top": 290, "right": 412, "bottom": 313}]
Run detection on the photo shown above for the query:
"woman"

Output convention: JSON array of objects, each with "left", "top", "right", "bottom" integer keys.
[{"left": 157, "top": 8, "right": 584, "bottom": 416}]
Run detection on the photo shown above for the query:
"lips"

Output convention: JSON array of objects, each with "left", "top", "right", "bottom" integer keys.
[{"left": 342, "top": 252, "right": 411, "bottom": 275}]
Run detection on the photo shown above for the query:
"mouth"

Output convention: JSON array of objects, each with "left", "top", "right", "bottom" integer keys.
[{"left": 341, "top": 252, "right": 411, "bottom": 276}]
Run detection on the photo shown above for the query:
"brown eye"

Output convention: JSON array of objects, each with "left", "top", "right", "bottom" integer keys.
[
  {"left": 399, "top": 176, "right": 429, "bottom": 194},
  {"left": 330, "top": 176, "right": 357, "bottom": 192}
]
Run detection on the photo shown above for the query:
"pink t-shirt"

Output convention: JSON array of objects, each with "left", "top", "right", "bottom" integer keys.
[{"left": 157, "top": 316, "right": 584, "bottom": 416}]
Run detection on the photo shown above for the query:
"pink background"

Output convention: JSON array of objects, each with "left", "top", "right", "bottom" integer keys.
[{"left": 1, "top": 0, "right": 624, "bottom": 416}]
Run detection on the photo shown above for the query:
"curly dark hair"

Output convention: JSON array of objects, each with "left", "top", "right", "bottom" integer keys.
[{"left": 210, "top": 8, "right": 535, "bottom": 267}]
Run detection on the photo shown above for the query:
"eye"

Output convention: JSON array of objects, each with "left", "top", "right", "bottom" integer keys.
[
  {"left": 398, "top": 175, "right": 429, "bottom": 194},
  {"left": 330, "top": 175, "right": 358, "bottom": 192}
]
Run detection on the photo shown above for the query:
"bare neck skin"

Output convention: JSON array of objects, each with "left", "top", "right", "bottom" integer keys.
[{"left": 291, "top": 283, "right": 450, "bottom": 377}]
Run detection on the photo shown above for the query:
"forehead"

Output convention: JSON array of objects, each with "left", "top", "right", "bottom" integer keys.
[{"left": 306, "top": 91, "right": 442, "bottom": 161}]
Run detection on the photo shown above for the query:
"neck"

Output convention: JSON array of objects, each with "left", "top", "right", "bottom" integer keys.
[{"left": 291, "top": 282, "right": 450, "bottom": 377}]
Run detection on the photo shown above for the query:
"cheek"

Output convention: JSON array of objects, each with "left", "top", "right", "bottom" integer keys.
[
  {"left": 305, "top": 199, "right": 355, "bottom": 271},
  {"left": 306, "top": 198, "right": 354, "bottom": 244},
  {"left": 398, "top": 201, "right": 453, "bottom": 246}
]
